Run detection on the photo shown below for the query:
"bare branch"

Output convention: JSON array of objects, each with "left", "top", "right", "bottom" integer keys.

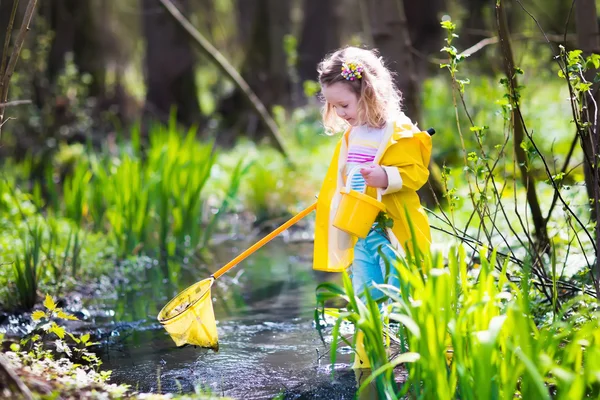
[
  {"left": 0, "top": 99, "right": 31, "bottom": 109},
  {"left": 0, "top": 117, "right": 15, "bottom": 128},
  {"left": 460, "top": 36, "right": 499, "bottom": 57},
  {"left": 414, "top": 33, "right": 577, "bottom": 65}
]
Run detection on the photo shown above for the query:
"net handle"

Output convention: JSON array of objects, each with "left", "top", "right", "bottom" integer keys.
[{"left": 211, "top": 201, "right": 317, "bottom": 280}]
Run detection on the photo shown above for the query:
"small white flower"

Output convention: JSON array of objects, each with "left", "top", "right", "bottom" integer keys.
[{"left": 54, "top": 339, "right": 72, "bottom": 357}]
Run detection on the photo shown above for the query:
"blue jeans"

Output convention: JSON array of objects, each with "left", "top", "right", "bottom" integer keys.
[{"left": 350, "top": 225, "right": 400, "bottom": 301}]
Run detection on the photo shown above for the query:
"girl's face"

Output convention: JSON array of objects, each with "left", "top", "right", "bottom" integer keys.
[{"left": 322, "top": 82, "right": 360, "bottom": 126}]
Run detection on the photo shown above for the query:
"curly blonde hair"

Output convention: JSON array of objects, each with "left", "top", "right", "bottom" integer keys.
[{"left": 317, "top": 46, "right": 403, "bottom": 134}]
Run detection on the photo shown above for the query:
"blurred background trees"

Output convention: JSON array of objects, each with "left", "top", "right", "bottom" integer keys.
[
  {"left": 0, "top": 0, "right": 468, "bottom": 151},
  {"left": 0, "top": 0, "right": 596, "bottom": 214},
  {"left": 0, "top": 0, "right": 584, "bottom": 151}
]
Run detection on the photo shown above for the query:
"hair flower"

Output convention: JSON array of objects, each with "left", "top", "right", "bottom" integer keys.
[{"left": 341, "top": 62, "right": 363, "bottom": 81}]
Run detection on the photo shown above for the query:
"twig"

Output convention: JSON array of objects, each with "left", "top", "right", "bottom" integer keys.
[
  {"left": 545, "top": 132, "right": 579, "bottom": 221},
  {"left": 461, "top": 36, "right": 499, "bottom": 57},
  {"left": 0, "top": 116, "right": 15, "bottom": 128},
  {"left": 0, "top": 99, "right": 31, "bottom": 109},
  {"left": 447, "top": 33, "right": 529, "bottom": 269},
  {"left": 516, "top": 120, "right": 597, "bottom": 286},
  {"left": 456, "top": 89, "right": 524, "bottom": 262},
  {"left": 431, "top": 223, "right": 597, "bottom": 298},
  {"left": 413, "top": 33, "right": 578, "bottom": 65}
]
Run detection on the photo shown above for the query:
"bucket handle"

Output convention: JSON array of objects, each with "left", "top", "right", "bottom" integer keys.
[{"left": 345, "top": 164, "right": 383, "bottom": 201}]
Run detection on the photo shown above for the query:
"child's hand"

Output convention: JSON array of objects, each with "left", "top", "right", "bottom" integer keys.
[{"left": 360, "top": 165, "right": 388, "bottom": 189}]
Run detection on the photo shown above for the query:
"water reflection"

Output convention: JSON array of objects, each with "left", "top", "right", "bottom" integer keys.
[{"left": 96, "top": 239, "right": 363, "bottom": 399}]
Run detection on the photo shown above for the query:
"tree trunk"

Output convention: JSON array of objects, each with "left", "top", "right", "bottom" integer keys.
[
  {"left": 216, "top": 0, "right": 291, "bottom": 145},
  {"left": 575, "top": 0, "right": 600, "bottom": 297},
  {"left": 40, "top": 0, "right": 113, "bottom": 98},
  {"left": 265, "top": 0, "right": 291, "bottom": 107},
  {"left": 238, "top": 0, "right": 291, "bottom": 108},
  {"left": 364, "top": 0, "right": 444, "bottom": 207},
  {"left": 496, "top": 1, "right": 549, "bottom": 253},
  {"left": 38, "top": 0, "right": 135, "bottom": 126},
  {"left": 363, "top": 0, "right": 444, "bottom": 122},
  {"left": 460, "top": 0, "right": 488, "bottom": 48},
  {"left": 157, "top": 0, "right": 290, "bottom": 157},
  {"left": 41, "top": 0, "right": 75, "bottom": 88},
  {"left": 142, "top": 0, "right": 201, "bottom": 127},
  {"left": 71, "top": 0, "right": 108, "bottom": 98},
  {"left": 403, "top": 0, "right": 445, "bottom": 73},
  {"left": 0, "top": 1, "right": 16, "bottom": 65},
  {"left": 364, "top": 0, "right": 420, "bottom": 122},
  {"left": 298, "top": 0, "right": 342, "bottom": 84}
]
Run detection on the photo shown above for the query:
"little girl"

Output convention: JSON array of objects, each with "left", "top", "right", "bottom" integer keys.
[{"left": 312, "top": 46, "right": 432, "bottom": 368}]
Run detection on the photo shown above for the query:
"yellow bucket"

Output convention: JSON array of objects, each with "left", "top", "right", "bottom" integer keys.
[
  {"left": 333, "top": 165, "right": 386, "bottom": 239},
  {"left": 157, "top": 278, "right": 219, "bottom": 350}
]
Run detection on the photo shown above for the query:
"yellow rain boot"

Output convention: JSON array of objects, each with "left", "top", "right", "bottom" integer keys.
[{"left": 352, "top": 330, "right": 371, "bottom": 369}]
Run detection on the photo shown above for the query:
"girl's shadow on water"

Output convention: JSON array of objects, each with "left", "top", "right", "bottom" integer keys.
[
  {"left": 283, "top": 367, "right": 400, "bottom": 400},
  {"left": 281, "top": 368, "right": 358, "bottom": 400},
  {"left": 283, "top": 365, "right": 409, "bottom": 400}
]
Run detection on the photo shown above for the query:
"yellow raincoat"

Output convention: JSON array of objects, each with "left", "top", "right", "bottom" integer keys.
[{"left": 313, "top": 114, "right": 432, "bottom": 272}]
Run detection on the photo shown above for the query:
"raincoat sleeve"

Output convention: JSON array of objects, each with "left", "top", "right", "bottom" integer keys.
[{"left": 380, "top": 131, "right": 432, "bottom": 195}]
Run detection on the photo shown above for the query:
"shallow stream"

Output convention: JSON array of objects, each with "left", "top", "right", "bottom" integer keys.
[{"left": 95, "top": 238, "right": 363, "bottom": 399}]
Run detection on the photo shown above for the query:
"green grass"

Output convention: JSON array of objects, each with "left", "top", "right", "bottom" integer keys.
[
  {"left": 0, "top": 115, "right": 262, "bottom": 309},
  {"left": 316, "top": 243, "right": 600, "bottom": 399},
  {"left": 59, "top": 117, "right": 222, "bottom": 259},
  {"left": 12, "top": 223, "right": 44, "bottom": 311}
]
